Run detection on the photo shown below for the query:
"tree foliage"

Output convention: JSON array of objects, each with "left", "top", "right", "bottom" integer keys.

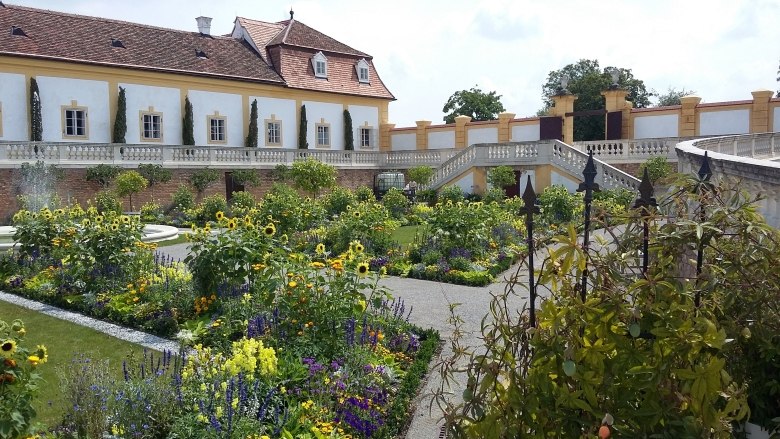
[
  {"left": 289, "top": 158, "right": 336, "bottom": 198},
  {"left": 29, "top": 77, "right": 42, "bottom": 142},
  {"left": 86, "top": 164, "right": 123, "bottom": 188},
  {"left": 408, "top": 165, "right": 435, "bottom": 186},
  {"left": 343, "top": 109, "right": 354, "bottom": 151},
  {"left": 137, "top": 163, "right": 172, "bottom": 188},
  {"left": 540, "top": 59, "right": 653, "bottom": 141},
  {"left": 487, "top": 165, "right": 516, "bottom": 192},
  {"left": 113, "top": 86, "right": 127, "bottom": 143},
  {"left": 114, "top": 170, "right": 148, "bottom": 211},
  {"left": 230, "top": 169, "right": 260, "bottom": 187},
  {"left": 442, "top": 86, "right": 505, "bottom": 124},
  {"left": 246, "top": 99, "right": 258, "bottom": 148},
  {"left": 183, "top": 96, "right": 194, "bottom": 145},
  {"left": 189, "top": 169, "right": 219, "bottom": 197},
  {"left": 655, "top": 86, "right": 695, "bottom": 107},
  {"left": 298, "top": 105, "right": 308, "bottom": 149}
]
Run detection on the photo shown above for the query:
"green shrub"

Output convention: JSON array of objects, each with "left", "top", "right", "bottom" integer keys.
[
  {"left": 638, "top": 156, "right": 674, "bottom": 184},
  {"left": 416, "top": 188, "right": 437, "bottom": 205},
  {"left": 139, "top": 201, "right": 163, "bottom": 223},
  {"left": 421, "top": 250, "right": 443, "bottom": 266},
  {"left": 448, "top": 256, "right": 471, "bottom": 271},
  {"left": 438, "top": 185, "right": 464, "bottom": 204},
  {"left": 408, "top": 165, "right": 435, "bottom": 186},
  {"left": 94, "top": 190, "right": 122, "bottom": 215},
  {"left": 538, "top": 184, "right": 582, "bottom": 225},
  {"left": 170, "top": 184, "right": 194, "bottom": 211},
  {"left": 230, "top": 169, "right": 260, "bottom": 187},
  {"left": 137, "top": 163, "right": 172, "bottom": 187},
  {"left": 324, "top": 201, "right": 399, "bottom": 256},
  {"left": 321, "top": 186, "right": 357, "bottom": 217},
  {"left": 482, "top": 187, "right": 505, "bottom": 204},
  {"left": 487, "top": 165, "right": 516, "bottom": 191},
  {"left": 229, "top": 190, "right": 256, "bottom": 217},
  {"left": 354, "top": 185, "right": 375, "bottom": 202},
  {"left": 189, "top": 169, "right": 219, "bottom": 196},
  {"left": 198, "top": 194, "right": 227, "bottom": 224},
  {"left": 381, "top": 187, "right": 409, "bottom": 220},
  {"left": 85, "top": 164, "right": 122, "bottom": 188},
  {"left": 256, "top": 183, "right": 325, "bottom": 236},
  {"left": 289, "top": 158, "right": 337, "bottom": 198},
  {"left": 114, "top": 170, "right": 148, "bottom": 211}
]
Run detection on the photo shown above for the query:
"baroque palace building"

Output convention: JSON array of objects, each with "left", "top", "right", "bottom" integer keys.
[{"left": 0, "top": 2, "right": 395, "bottom": 149}]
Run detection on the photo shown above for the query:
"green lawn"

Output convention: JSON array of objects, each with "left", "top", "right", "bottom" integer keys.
[
  {"left": 392, "top": 225, "right": 427, "bottom": 249},
  {"left": 152, "top": 233, "right": 189, "bottom": 247},
  {"left": 0, "top": 300, "right": 152, "bottom": 428}
]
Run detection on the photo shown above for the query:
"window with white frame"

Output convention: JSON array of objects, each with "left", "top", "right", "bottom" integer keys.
[
  {"left": 316, "top": 123, "right": 330, "bottom": 148},
  {"left": 312, "top": 51, "right": 328, "bottom": 78},
  {"left": 140, "top": 109, "right": 163, "bottom": 141},
  {"left": 208, "top": 114, "right": 226, "bottom": 144},
  {"left": 62, "top": 103, "right": 88, "bottom": 138},
  {"left": 356, "top": 58, "right": 370, "bottom": 83},
  {"left": 359, "top": 126, "right": 373, "bottom": 148},
  {"left": 265, "top": 117, "right": 282, "bottom": 146}
]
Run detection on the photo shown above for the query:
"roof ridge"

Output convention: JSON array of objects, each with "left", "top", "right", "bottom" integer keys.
[
  {"left": 236, "top": 16, "right": 285, "bottom": 28},
  {"left": 280, "top": 17, "right": 294, "bottom": 44},
  {"left": 3, "top": 3, "right": 234, "bottom": 39}
]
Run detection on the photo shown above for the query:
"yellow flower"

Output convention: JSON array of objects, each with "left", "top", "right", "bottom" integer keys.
[
  {"left": 288, "top": 281, "right": 298, "bottom": 288},
  {"left": 227, "top": 219, "right": 237, "bottom": 230},
  {"left": 357, "top": 262, "right": 370, "bottom": 277},
  {"left": 315, "top": 243, "right": 325, "bottom": 254},
  {"left": 310, "top": 261, "right": 325, "bottom": 269},
  {"left": 216, "top": 211, "right": 225, "bottom": 221},
  {"left": 110, "top": 223, "right": 119, "bottom": 232},
  {"left": 0, "top": 340, "right": 16, "bottom": 358},
  {"left": 121, "top": 215, "right": 130, "bottom": 224},
  {"left": 28, "top": 355, "right": 40, "bottom": 366},
  {"left": 263, "top": 223, "right": 276, "bottom": 236}
]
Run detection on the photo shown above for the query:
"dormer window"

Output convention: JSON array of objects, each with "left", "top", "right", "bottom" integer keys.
[
  {"left": 11, "top": 26, "right": 28, "bottom": 37},
  {"left": 356, "top": 58, "right": 370, "bottom": 84},
  {"left": 312, "top": 51, "right": 328, "bottom": 78}
]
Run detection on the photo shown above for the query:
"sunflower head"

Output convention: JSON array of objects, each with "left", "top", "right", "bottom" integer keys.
[
  {"left": 110, "top": 224, "right": 119, "bottom": 231},
  {"left": 0, "top": 339, "right": 17, "bottom": 358},
  {"left": 227, "top": 219, "right": 237, "bottom": 230},
  {"left": 353, "top": 211, "right": 361, "bottom": 218},
  {"left": 315, "top": 243, "right": 326, "bottom": 255},
  {"left": 264, "top": 223, "right": 276, "bottom": 237},
  {"left": 216, "top": 211, "right": 225, "bottom": 221},
  {"left": 357, "top": 262, "right": 370, "bottom": 277},
  {"left": 121, "top": 215, "right": 130, "bottom": 224}
]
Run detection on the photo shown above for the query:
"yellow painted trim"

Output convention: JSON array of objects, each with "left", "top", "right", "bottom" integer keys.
[
  {"left": 264, "top": 115, "right": 283, "bottom": 147},
  {"left": 139, "top": 108, "right": 164, "bottom": 142},
  {"left": 206, "top": 112, "right": 228, "bottom": 145},
  {"left": 508, "top": 119, "right": 540, "bottom": 127},
  {"left": 61, "top": 102, "right": 89, "bottom": 140},
  {"left": 697, "top": 104, "right": 751, "bottom": 113}
]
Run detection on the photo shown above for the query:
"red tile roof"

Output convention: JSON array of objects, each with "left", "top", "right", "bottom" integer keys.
[
  {"left": 0, "top": 3, "right": 283, "bottom": 84},
  {"left": 266, "top": 19, "right": 368, "bottom": 57},
  {"left": 233, "top": 17, "right": 284, "bottom": 64}
]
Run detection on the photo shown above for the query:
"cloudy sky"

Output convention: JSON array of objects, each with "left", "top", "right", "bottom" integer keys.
[{"left": 10, "top": 0, "right": 780, "bottom": 127}]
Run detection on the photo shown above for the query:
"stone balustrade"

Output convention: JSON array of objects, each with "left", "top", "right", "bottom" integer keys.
[
  {"left": 572, "top": 137, "right": 702, "bottom": 163},
  {"left": 676, "top": 132, "right": 780, "bottom": 228}
]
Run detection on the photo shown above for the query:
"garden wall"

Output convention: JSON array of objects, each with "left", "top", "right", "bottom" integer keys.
[{"left": 0, "top": 167, "right": 376, "bottom": 221}]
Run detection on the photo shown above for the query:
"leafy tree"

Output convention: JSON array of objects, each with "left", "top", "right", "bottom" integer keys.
[
  {"left": 638, "top": 156, "right": 673, "bottom": 184},
  {"left": 487, "top": 165, "right": 516, "bottom": 194},
  {"left": 289, "top": 158, "right": 336, "bottom": 198},
  {"left": 29, "top": 77, "right": 42, "bottom": 141},
  {"left": 86, "top": 164, "right": 122, "bottom": 188},
  {"left": 246, "top": 99, "right": 258, "bottom": 147},
  {"left": 343, "top": 109, "right": 354, "bottom": 151},
  {"left": 230, "top": 169, "right": 260, "bottom": 187},
  {"left": 114, "top": 170, "right": 148, "bottom": 211},
  {"left": 189, "top": 169, "right": 219, "bottom": 198},
  {"left": 272, "top": 164, "right": 289, "bottom": 182},
  {"left": 408, "top": 165, "right": 435, "bottom": 186},
  {"left": 540, "top": 59, "right": 653, "bottom": 141},
  {"left": 298, "top": 105, "right": 308, "bottom": 149},
  {"left": 183, "top": 96, "right": 194, "bottom": 145},
  {"left": 137, "top": 163, "right": 172, "bottom": 188},
  {"left": 655, "top": 86, "right": 695, "bottom": 107},
  {"left": 442, "top": 86, "right": 505, "bottom": 124},
  {"left": 113, "top": 86, "right": 127, "bottom": 143}
]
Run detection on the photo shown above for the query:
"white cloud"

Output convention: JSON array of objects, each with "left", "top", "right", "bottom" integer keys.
[{"left": 9, "top": 0, "right": 779, "bottom": 126}]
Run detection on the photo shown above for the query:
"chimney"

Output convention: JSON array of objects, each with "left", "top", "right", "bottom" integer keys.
[{"left": 196, "top": 16, "right": 212, "bottom": 35}]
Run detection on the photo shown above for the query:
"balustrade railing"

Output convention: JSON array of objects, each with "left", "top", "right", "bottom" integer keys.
[
  {"left": 552, "top": 141, "right": 640, "bottom": 191},
  {"left": 573, "top": 137, "right": 701, "bottom": 163},
  {"left": 691, "top": 132, "right": 779, "bottom": 160}
]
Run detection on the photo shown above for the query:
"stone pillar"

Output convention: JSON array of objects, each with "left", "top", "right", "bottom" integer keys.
[
  {"left": 379, "top": 123, "right": 394, "bottom": 151},
  {"left": 472, "top": 167, "right": 487, "bottom": 194},
  {"left": 415, "top": 120, "right": 431, "bottom": 150},
  {"left": 551, "top": 94, "right": 577, "bottom": 144},
  {"left": 497, "top": 112, "right": 515, "bottom": 142},
  {"left": 750, "top": 89, "right": 774, "bottom": 133},
  {"left": 679, "top": 95, "right": 701, "bottom": 137},
  {"left": 601, "top": 88, "right": 632, "bottom": 139},
  {"left": 454, "top": 115, "right": 471, "bottom": 149}
]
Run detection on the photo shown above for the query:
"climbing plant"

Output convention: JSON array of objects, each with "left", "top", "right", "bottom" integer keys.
[{"left": 113, "top": 86, "right": 127, "bottom": 143}]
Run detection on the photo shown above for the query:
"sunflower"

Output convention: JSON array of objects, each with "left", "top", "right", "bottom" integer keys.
[
  {"left": 357, "top": 262, "right": 370, "bottom": 277},
  {"left": 263, "top": 223, "right": 276, "bottom": 236},
  {"left": 0, "top": 339, "right": 16, "bottom": 358},
  {"left": 95, "top": 215, "right": 104, "bottom": 224},
  {"left": 227, "top": 219, "right": 237, "bottom": 230},
  {"left": 110, "top": 223, "right": 119, "bottom": 232},
  {"left": 315, "top": 243, "right": 326, "bottom": 255},
  {"left": 216, "top": 211, "right": 225, "bottom": 221},
  {"left": 121, "top": 215, "right": 130, "bottom": 224},
  {"left": 354, "top": 243, "right": 365, "bottom": 253},
  {"left": 82, "top": 218, "right": 91, "bottom": 227},
  {"left": 353, "top": 211, "right": 362, "bottom": 218}
]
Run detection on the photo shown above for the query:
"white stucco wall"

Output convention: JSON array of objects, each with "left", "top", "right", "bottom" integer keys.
[
  {"left": 550, "top": 170, "right": 580, "bottom": 192},
  {"left": 303, "top": 101, "right": 343, "bottom": 149},
  {"left": 450, "top": 171, "right": 475, "bottom": 194},
  {"left": 520, "top": 170, "right": 535, "bottom": 194},
  {"left": 252, "top": 96, "right": 296, "bottom": 148},
  {"left": 187, "top": 90, "right": 243, "bottom": 146},
  {"left": 348, "top": 105, "right": 379, "bottom": 149},
  {"left": 390, "top": 132, "right": 416, "bottom": 150},
  {"left": 119, "top": 83, "right": 181, "bottom": 145},
  {"left": 36, "top": 76, "right": 110, "bottom": 143},
  {"left": 511, "top": 124, "right": 540, "bottom": 141},
  {"left": 699, "top": 109, "right": 750, "bottom": 136},
  {"left": 773, "top": 106, "right": 779, "bottom": 133},
  {"left": 428, "top": 130, "right": 455, "bottom": 149},
  {"left": 0, "top": 73, "right": 28, "bottom": 141},
  {"left": 633, "top": 113, "right": 679, "bottom": 139},
  {"left": 466, "top": 127, "right": 498, "bottom": 145}
]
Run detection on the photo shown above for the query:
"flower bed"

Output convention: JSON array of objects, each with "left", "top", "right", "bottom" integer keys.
[{"left": 0, "top": 206, "right": 439, "bottom": 438}]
